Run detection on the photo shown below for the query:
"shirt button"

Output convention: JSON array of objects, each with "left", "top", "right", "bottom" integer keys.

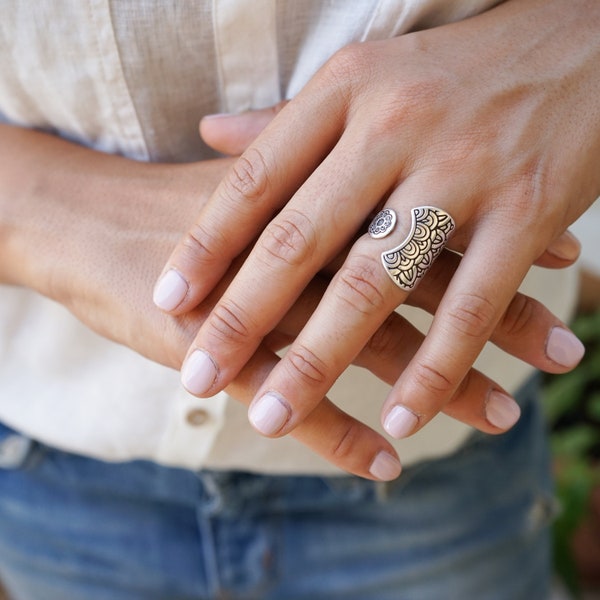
[{"left": 185, "top": 408, "right": 210, "bottom": 427}]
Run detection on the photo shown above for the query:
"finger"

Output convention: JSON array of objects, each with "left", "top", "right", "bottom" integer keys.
[
  {"left": 154, "top": 80, "right": 346, "bottom": 315},
  {"left": 379, "top": 219, "right": 548, "bottom": 439},
  {"left": 200, "top": 102, "right": 289, "bottom": 156},
  {"left": 407, "top": 250, "right": 585, "bottom": 375},
  {"left": 534, "top": 229, "right": 581, "bottom": 268},
  {"left": 228, "top": 345, "right": 401, "bottom": 481}
]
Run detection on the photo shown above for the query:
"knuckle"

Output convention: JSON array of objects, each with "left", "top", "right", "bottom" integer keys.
[
  {"left": 209, "top": 299, "right": 253, "bottom": 345},
  {"left": 335, "top": 254, "right": 387, "bottom": 316},
  {"left": 444, "top": 292, "right": 497, "bottom": 340},
  {"left": 182, "top": 221, "right": 226, "bottom": 265},
  {"left": 258, "top": 210, "right": 317, "bottom": 267},
  {"left": 325, "top": 43, "right": 367, "bottom": 78},
  {"left": 225, "top": 147, "right": 271, "bottom": 204},
  {"left": 319, "top": 43, "right": 374, "bottom": 96},
  {"left": 413, "top": 359, "right": 454, "bottom": 395},
  {"left": 285, "top": 344, "right": 328, "bottom": 386},
  {"left": 498, "top": 294, "right": 538, "bottom": 338}
]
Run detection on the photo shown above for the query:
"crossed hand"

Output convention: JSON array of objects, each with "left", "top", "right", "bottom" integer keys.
[{"left": 152, "top": 0, "right": 599, "bottom": 481}]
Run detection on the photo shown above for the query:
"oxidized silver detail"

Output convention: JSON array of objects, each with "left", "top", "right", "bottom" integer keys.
[
  {"left": 381, "top": 206, "right": 455, "bottom": 291},
  {"left": 368, "top": 208, "right": 397, "bottom": 239}
]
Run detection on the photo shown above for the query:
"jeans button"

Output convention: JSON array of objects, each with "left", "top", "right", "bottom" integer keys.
[{"left": 0, "top": 434, "right": 32, "bottom": 469}]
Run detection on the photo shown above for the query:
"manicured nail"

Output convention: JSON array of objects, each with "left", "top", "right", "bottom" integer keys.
[
  {"left": 201, "top": 112, "right": 234, "bottom": 120},
  {"left": 181, "top": 350, "right": 217, "bottom": 395},
  {"left": 485, "top": 390, "right": 521, "bottom": 430},
  {"left": 383, "top": 405, "right": 419, "bottom": 439},
  {"left": 369, "top": 451, "right": 402, "bottom": 481},
  {"left": 153, "top": 269, "right": 188, "bottom": 311},
  {"left": 546, "top": 327, "right": 585, "bottom": 368},
  {"left": 546, "top": 230, "right": 581, "bottom": 261},
  {"left": 248, "top": 393, "right": 291, "bottom": 436}
]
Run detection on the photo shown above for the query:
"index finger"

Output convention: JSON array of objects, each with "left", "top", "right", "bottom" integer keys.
[{"left": 153, "top": 83, "right": 345, "bottom": 315}]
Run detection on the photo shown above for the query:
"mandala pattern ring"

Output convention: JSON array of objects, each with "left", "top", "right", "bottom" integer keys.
[{"left": 368, "top": 206, "right": 455, "bottom": 291}]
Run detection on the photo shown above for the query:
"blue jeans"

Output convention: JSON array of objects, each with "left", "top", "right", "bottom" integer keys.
[{"left": 0, "top": 379, "right": 555, "bottom": 600}]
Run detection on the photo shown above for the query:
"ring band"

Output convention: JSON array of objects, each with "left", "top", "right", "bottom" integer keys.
[{"left": 368, "top": 206, "right": 455, "bottom": 291}]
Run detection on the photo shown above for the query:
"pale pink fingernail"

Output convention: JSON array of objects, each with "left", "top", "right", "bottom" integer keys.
[
  {"left": 181, "top": 350, "right": 217, "bottom": 396},
  {"left": 248, "top": 392, "right": 290, "bottom": 436},
  {"left": 153, "top": 269, "right": 188, "bottom": 311},
  {"left": 383, "top": 405, "right": 419, "bottom": 439},
  {"left": 369, "top": 451, "right": 402, "bottom": 481},
  {"left": 546, "top": 327, "right": 585, "bottom": 368},
  {"left": 201, "top": 112, "right": 234, "bottom": 120},
  {"left": 485, "top": 390, "right": 521, "bottom": 430}
]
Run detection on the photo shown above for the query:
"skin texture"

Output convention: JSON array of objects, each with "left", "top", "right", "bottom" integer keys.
[{"left": 159, "top": 0, "right": 599, "bottom": 444}]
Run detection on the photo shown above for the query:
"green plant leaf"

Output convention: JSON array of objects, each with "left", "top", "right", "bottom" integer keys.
[
  {"left": 543, "top": 371, "right": 588, "bottom": 424},
  {"left": 572, "top": 311, "right": 600, "bottom": 342},
  {"left": 586, "top": 391, "right": 600, "bottom": 421},
  {"left": 551, "top": 426, "right": 598, "bottom": 459}
]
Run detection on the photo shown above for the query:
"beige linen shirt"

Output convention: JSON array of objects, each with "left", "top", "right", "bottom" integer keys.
[{"left": 0, "top": 0, "right": 578, "bottom": 473}]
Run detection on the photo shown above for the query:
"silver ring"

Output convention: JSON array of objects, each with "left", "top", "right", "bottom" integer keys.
[{"left": 368, "top": 206, "right": 455, "bottom": 291}]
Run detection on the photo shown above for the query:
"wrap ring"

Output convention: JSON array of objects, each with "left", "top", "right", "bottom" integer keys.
[{"left": 368, "top": 206, "right": 455, "bottom": 291}]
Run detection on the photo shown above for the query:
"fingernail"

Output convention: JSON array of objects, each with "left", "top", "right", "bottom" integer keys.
[
  {"left": 546, "top": 230, "right": 581, "bottom": 261},
  {"left": 546, "top": 327, "right": 585, "bottom": 368},
  {"left": 153, "top": 269, "right": 188, "bottom": 311},
  {"left": 485, "top": 390, "right": 521, "bottom": 430},
  {"left": 201, "top": 112, "right": 234, "bottom": 120},
  {"left": 248, "top": 392, "right": 291, "bottom": 436},
  {"left": 383, "top": 405, "right": 419, "bottom": 439},
  {"left": 181, "top": 350, "right": 217, "bottom": 395},
  {"left": 369, "top": 451, "right": 402, "bottom": 481}
]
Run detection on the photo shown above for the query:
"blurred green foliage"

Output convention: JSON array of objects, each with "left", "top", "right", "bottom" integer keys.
[{"left": 543, "top": 309, "right": 600, "bottom": 596}]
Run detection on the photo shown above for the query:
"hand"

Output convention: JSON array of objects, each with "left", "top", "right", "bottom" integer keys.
[{"left": 156, "top": 0, "right": 597, "bottom": 445}]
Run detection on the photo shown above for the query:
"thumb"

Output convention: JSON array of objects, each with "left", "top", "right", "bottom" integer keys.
[{"left": 200, "top": 101, "right": 289, "bottom": 156}]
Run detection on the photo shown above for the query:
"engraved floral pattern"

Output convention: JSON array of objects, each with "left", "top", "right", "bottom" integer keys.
[
  {"left": 368, "top": 208, "right": 396, "bottom": 239},
  {"left": 381, "top": 206, "right": 455, "bottom": 290}
]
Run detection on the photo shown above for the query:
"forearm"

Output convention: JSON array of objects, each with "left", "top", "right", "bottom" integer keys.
[
  {"left": 0, "top": 124, "right": 147, "bottom": 289},
  {"left": 0, "top": 124, "right": 223, "bottom": 296}
]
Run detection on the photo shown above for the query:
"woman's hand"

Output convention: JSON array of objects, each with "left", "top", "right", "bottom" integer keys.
[
  {"left": 0, "top": 123, "right": 583, "bottom": 480},
  {"left": 156, "top": 0, "right": 598, "bottom": 442}
]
